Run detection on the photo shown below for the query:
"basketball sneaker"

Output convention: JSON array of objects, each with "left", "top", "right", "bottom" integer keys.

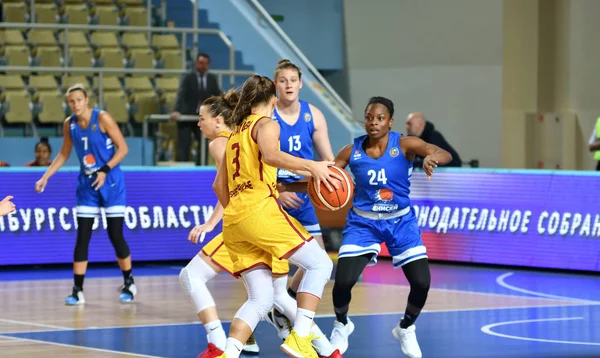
[
  {"left": 198, "top": 343, "right": 224, "bottom": 358},
  {"left": 266, "top": 308, "right": 292, "bottom": 341},
  {"left": 119, "top": 278, "right": 137, "bottom": 303},
  {"left": 280, "top": 330, "right": 318, "bottom": 358},
  {"left": 392, "top": 324, "right": 422, "bottom": 358},
  {"left": 319, "top": 349, "right": 343, "bottom": 358},
  {"left": 329, "top": 319, "right": 354, "bottom": 354},
  {"left": 242, "top": 332, "right": 260, "bottom": 354},
  {"left": 65, "top": 286, "right": 85, "bottom": 305}
]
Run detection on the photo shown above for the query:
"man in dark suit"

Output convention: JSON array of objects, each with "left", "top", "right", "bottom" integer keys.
[
  {"left": 406, "top": 112, "right": 463, "bottom": 168},
  {"left": 170, "top": 53, "right": 222, "bottom": 163}
]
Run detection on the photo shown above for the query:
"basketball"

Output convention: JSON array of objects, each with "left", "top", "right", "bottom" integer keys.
[{"left": 307, "top": 166, "right": 354, "bottom": 211}]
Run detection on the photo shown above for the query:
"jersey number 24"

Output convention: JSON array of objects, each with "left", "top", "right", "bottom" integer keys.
[{"left": 367, "top": 168, "right": 387, "bottom": 185}]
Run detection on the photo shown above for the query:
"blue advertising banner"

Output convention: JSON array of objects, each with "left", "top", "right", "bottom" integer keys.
[
  {"left": 0, "top": 167, "right": 219, "bottom": 265},
  {"left": 2, "top": 167, "right": 600, "bottom": 271}
]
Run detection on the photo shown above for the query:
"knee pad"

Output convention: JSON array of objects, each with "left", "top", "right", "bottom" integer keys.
[
  {"left": 179, "top": 256, "right": 219, "bottom": 313},
  {"left": 235, "top": 288, "right": 275, "bottom": 328},
  {"left": 293, "top": 243, "right": 333, "bottom": 299}
]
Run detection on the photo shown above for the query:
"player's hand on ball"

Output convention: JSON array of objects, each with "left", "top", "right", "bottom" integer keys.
[
  {"left": 188, "top": 223, "right": 215, "bottom": 244},
  {"left": 92, "top": 172, "right": 107, "bottom": 190},
  {"left": 279, "top": 192, "right": 304, "bottom": 210},
  {"left": 35, "top": 178, "right": 48, "bottom": 193},
  {"left": 310, "top": 161, "right": 341, "bottom": 192},
  {"left": 423, "top": 155, "right": 438, "bottom": 180},
  {"left": 0, "top": 196, "right": 16, "bottom": 216}
]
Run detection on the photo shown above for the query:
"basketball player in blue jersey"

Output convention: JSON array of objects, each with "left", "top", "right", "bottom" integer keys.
[
  {"left": 35, "top": 84, "right": 136, "bottom": 306},
  {"left": 268, "top": 59, "right": 337, "bottom": 345},
  {"left": 279, "top": 96, "right": 452, "bottom": 357}
]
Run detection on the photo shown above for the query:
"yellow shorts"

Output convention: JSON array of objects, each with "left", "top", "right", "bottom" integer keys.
[
  {"left": 202, "top": 232, "right": 289, "bottom": 276},
  {"left": 223, "top": 197, "right": 313, "bottom": 276}
]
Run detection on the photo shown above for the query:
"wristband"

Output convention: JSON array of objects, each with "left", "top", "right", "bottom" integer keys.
[{"left": 98, "top": 165, "right": 111, "bottom": 174}]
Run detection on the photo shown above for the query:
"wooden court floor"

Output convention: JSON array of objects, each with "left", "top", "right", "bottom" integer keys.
[{"left": 0, "top": 260, "right": 597, "bottom": 357}]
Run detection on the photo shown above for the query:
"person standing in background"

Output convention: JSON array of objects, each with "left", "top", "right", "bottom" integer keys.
[
  {"left": 171, "top": 53, "right": 222, "bottom": 164},
  {"left": 588, "top": 117, "right": 600, "bottom": 170},
  {"left": 405, "top": 112, "right": 462, "bottom": 168}
]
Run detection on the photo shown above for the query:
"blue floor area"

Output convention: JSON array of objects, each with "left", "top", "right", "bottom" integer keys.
[{"left": 4, "top": 304, "right": 600, "bottom": 357}]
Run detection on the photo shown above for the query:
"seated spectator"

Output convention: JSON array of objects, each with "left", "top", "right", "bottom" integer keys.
[
  {"left": 406, "top": 112, "right": 462, "bottom": 168},
  {"left": 0, "top": 161, "right": 9, "bottom": 167},
  {"left": 25, "top": 137, "right": 52, "bottom": 167}
]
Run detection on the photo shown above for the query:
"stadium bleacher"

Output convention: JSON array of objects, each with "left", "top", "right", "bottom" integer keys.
[{"left": 0, "top": 0, "right": 253, "bottom": 142}]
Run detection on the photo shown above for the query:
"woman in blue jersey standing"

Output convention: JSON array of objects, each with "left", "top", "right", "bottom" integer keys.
[
  {"left": 35, "top": 84, "right": 135, "bottom": 305},
  {"left": 268, "top": 59, "right": 336, "bottom": 336},
  {"left": 330, "top": 97, "right": 451, "bottom": 357},
  {"left": 280, "top": 96, "right": 452, "bottom": 357}
]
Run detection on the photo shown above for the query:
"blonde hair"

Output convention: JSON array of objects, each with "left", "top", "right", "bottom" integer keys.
[{"left": 66, "top": 83, "right": 88, "bottom": 98}]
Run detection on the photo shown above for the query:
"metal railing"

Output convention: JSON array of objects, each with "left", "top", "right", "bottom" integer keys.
[
  {"left": 246, "top": 0, "right": 353, "bottom": 119},
  {"left": 0, "top": 22, "right": 238, "bottom": 88}
]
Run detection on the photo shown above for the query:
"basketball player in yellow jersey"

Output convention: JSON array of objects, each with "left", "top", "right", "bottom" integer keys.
[
  {"left": 178, "top": 90, "right": 290, "bottom": 357},
  {"left": 212, "top": 75, "right": 341, "bottom": 358}
]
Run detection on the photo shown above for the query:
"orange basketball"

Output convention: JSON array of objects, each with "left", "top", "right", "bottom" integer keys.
[{"left": 307, "top": 166, "right": 354, "bottom": 211}]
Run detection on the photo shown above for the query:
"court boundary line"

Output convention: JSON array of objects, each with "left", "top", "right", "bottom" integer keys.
[
  {"left": 481, "top": 316, "right": 600, "bottom": 346},
  {"left": 0, "top": 318, "right": 70, "bottom": 330},
  {"left": 495, "top": 272, "right": 600, "bottom": 304},
  {"left": 0, "top": 274, "right": 577, "bottom": 305},
  {"left": 1, "top": 302, "right": 594, "bottom": 336},
  {"left": 0, "top": 334, "right": 162, "bottom": 357}
]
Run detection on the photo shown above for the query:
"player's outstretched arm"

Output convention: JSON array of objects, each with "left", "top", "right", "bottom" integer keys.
[
  {"left": 35, "top": 119, "right": 74, "bottom": 193},
  {"left": 401, "top": 136, "right": 452, "bottom": 180},
  {"left": 254, "top": 118, "right": 341, "bottom": 192},
  {"left": 205, "top": 137, "right": 228, "bottom": 225},
  {"left": 99, "top": 111, "right": 129, "bottom": 169},
  {"left": 278, "top": 143, "right": 353, "bottom": 194},
  {"left": 188, "top": 138, "right": 227, "bottom": 244}
]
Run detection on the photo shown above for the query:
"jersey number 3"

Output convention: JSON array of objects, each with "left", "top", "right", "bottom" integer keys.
[
  {"left": 368, "top": 168, "right": 388, "bottom": 185},
  {"left": 231, "top": 143, "right": 241, "bottom": 180}
]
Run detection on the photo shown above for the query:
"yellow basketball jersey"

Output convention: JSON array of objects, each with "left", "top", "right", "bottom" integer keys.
[
  {"left": 223, "top": 114, "right": 278, "bottom": 225},
  {"left": 217, "top": 130, "right": 231, "bottom": 139}
]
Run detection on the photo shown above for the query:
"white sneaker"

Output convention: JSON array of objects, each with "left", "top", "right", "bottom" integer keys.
[
  {"left": 392, "top": 324, "right": 422, "bottom": 358},
  {"left": 329, "top": 319, "right": 354, "bottom": 354},
  {"left": 242, "top": 332, "right": 260, "bottom": 354},
  {"left": 266, "top": 308, "right": 292, "bottom": 341}
]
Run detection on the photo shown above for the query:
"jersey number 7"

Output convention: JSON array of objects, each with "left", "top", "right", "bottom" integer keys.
[{"left": 231, "top": 142, "right": 241, "bottom": 180}]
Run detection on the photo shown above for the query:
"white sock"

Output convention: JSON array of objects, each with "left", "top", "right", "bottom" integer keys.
[
  {"left": 311, "top": 324, "right": 334, "bottom": 356},
  {"left": 204, "top": 320, "right": 226, "bottom": 350},
  {"left": 294, "top": 308, "right": 315, "bottom": 336},
  {"left": 223, "top": 337, "right": 244, "bottom": 358}
]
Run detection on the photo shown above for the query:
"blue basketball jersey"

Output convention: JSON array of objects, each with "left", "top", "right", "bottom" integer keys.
[
  {"left": 349, "top": 131, "right": 413, "bottom": 213},
  {"left": 273, "top": 100, "right": 315, "bottom": 184},
  {"left": 69, "top": 109, "right": 121, "bottom": 177}
]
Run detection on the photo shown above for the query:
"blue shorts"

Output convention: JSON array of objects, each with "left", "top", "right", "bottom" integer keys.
[
  {"left": 283, "top": 193, "right": 322, "bottom": 236},
  {"left": 339, "top": 207, "right": 427, "bottom": 268},
  {"left": 75, "top": 172, "right": 126, "bottom": 218}
]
